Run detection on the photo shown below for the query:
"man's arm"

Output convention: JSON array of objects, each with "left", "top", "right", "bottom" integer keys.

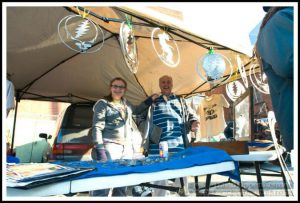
[{"left": 128, "top": 94, "right": 159, "bottom": 115}]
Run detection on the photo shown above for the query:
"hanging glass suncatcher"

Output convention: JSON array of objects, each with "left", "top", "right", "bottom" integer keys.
[
  {"left": 236, "top": 55, "right": 249, "bottom": 88},
  {"left": 249, "top": 62, "right": 270, "bottom": 94},
  {"left": 151, "top": 28, "right": 180, "bottom": 68},
  {"left": 58, "top": 8, "right": 104, "bottom": 53},
  {"left": 119, "top": 19, "right": 139, "bottom": 74},
  {"left": 197, "top": 48, "right": 233, "bottom": 86},
  {"left": 226, "top": 80, "right": 246, "bottom": 102}
]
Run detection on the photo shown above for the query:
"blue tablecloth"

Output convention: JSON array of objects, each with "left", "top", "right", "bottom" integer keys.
[
  {"left": 56, "top": 146, "right": 236, "bottom": 180},
  {"left": 7, "top": 155, "right": 20, "bottom": 164},
  {"left": 248, "top": 141, "right": 273, "bottom": 148}
]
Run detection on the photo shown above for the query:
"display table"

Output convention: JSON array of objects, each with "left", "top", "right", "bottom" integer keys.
[
  {"left": 6, "top": 146, "right": 236, "bottom": 197},
  {"left": 231, "top": 147, "right": 285, "bottom": 162},
  {"left": 195, "top": 146, "right": 288, "bottom": 197},
  {"left": 231, "top": 146, "right": 288, "bottom": 196}
]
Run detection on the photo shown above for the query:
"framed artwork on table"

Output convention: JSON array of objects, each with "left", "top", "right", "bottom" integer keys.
[{"left": 233, "top": 86, "right": 254, "bottom": 141}]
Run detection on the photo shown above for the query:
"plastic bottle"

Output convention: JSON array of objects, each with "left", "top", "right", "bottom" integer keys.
[{"left": 159, "top": 141, "right": 168, "bottom": 158}]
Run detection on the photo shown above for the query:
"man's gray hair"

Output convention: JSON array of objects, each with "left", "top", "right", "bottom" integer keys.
[{"left": 159, "top": 75, "right": 173, "bottom": 81}]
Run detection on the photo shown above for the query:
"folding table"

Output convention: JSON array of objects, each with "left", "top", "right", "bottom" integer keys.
[
  {"left": 195, "top": 147, "right": 288, "bottom": 196},
  {"left": 6, "top": 146, "right": 236, "bottom": 197}
]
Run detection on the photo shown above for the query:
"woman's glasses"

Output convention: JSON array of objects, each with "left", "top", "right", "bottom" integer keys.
[{"left": 111, "top": 85, "right": 126, "bottom": 89}]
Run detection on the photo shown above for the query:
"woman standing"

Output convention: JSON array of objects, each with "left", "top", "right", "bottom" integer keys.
[{"left": 89, "top": 77, "right": 152, "bottom": 196}]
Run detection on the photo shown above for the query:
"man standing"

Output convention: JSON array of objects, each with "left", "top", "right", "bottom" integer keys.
[
  {"left": 143, "top": 75, "right": 200, "bottom": 156},
  {"left": 141, "top": 75, "right": 200, "bottom": 196}
]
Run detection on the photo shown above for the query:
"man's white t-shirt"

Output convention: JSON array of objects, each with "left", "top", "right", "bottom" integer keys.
[{"left": 197, "top": 94, "right": 230, "bottom": 139}]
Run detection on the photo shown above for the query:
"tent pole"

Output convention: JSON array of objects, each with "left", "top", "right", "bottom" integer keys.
[{"left": 10, "top": 90, "right": 20, "bottom": 155}]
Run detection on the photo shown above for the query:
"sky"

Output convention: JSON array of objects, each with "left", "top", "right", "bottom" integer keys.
[
  {"left": 178, "top": 3, "right": 266, "bottom": 56},
  {"left": 121, "top": 2, "right": 295, "bottom": 56}
]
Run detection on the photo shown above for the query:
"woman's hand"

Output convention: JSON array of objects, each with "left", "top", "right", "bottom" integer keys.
[{"left": 95, "top": 144, "right": 108, "bottom": 162}]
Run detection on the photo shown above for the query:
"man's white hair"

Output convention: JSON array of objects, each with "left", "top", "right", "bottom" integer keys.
[{"left": 159, "top": 75, "right": 173, "bottom": 81}]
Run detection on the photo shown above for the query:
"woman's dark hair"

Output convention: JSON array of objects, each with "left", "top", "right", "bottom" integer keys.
[{"left": 104, "top": 77, "right": 127, "bottom": 102}]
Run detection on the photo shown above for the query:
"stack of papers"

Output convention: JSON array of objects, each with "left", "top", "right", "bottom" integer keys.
[{"left": 6, "top": 162, "right": 94, "bottom": 189}]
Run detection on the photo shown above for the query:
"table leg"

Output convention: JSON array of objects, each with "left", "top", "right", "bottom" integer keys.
[
  {"left": 194, "top": 176, "right": 200, "bottom": 196},
  {"left": 178, "top": 177, "right": 186, "bottom": 196},
  {"left": 237, "top": 172, "right": 243, "bottom": 196},
  {"left": 254, "top": 161, "right": 264, "bottom": 196},
  {"left": 204, "top": 174, "right": 211, "bottom": 196}
]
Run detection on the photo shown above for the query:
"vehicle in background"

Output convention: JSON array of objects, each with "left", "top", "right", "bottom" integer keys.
[
  {"left": 38, "top": 133, "right": 52, "bottom": 162},
  {"left": 46, "top": 103, "right": 94, "bottom": 162},
  {"left": 45, "top": 102, "right": 143, "bottom": 162}
]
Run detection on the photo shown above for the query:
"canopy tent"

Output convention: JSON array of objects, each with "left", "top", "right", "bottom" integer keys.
[{"left": 6, "top": 5, "right": 259, "bottom": 106}]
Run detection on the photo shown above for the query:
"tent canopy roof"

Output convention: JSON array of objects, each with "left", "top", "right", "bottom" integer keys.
[{"left": 6, "top": 6, "right": 256, "bottom": 105}]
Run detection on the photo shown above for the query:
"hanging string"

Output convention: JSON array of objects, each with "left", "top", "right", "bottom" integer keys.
[
  {"left": 125, "top": 14, "right": 132, "bottom": 29},
  {"left": 163, "top": 27, "right": 170, "bottom": 36},
  {"left": 208, "top": 47, "right": 214, "bottom": 54},
  {"left": 76, "top": 6, "right": 90, "bottom": 19},
  {"left": 230, "top": 54, "right": 240, "bottom": 82},
  {"left": 231, "top": 64, "right": 239, "bottom": 81}
]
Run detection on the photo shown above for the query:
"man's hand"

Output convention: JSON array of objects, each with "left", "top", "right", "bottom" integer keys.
[
  {"left": 151, "top": 93, "right": 160, "bottom": 101},
  {"left": 139, "top": 147, "right": 144, "bottom": 154},
  {"left": 191, "top": 121, "right": 200, "bottom": 132}
]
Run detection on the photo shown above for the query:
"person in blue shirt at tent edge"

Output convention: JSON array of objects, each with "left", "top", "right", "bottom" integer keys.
[{"left": 255, "top": 6, "right": 294, "bottom": 154}]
